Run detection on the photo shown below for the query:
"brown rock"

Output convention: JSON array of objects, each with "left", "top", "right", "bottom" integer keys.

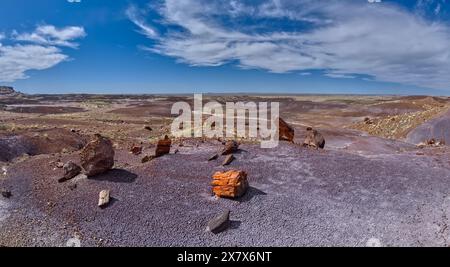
[
  {"left": 155, "top": 135, "right": 171, "bottom": 157},
  {"left": 130, "top": 145, "right": 143, "bottom": 155},
  {"left": 364, "top": 117, "right": 373, "bottom": 124},
  {"left": 141, "top": 155, "right": 155, "bottom": 163},
  {"left": 58, "top": 161, "right": 82, "bottom": 183},
  {"left": 212, "top": 170, "right": 249, "bottom": 198},
  {"left": 222, "top": 154, "right": 235, "bottom": 166},
  {"left": 277, "top": 117, "right": 295, "bottom": 142},
  {"left": 221, "top": 140, "right": 239, "bottom": 155},
  {"left": 303, "top": 127, "right": 325, "bottom": 149},
  {"left": 80, "top": 134, "right": 115, "bottom": 177},
  {"left": 98, "top": 190, "right": 110, "bottom": 208}
]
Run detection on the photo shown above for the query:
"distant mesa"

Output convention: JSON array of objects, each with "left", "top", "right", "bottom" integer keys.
[
  {"left": 0, "top": 86, "right": 21, "bottom": 97},
  {"left": 0, "top": 86, "right": 15, "bottom": 94}
]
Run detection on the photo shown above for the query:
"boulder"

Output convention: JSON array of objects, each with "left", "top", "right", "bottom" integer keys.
[
  {"left": 98, "top": 190, "right": 110, "bottom": 208},
  {"left": 207, "top": 210, "right": 230, "bottom": 234},
  {"left": 80, "top": 134, "right": 115, "bottom": 177},
  {"left": 155, "top": 135, "right": 171, "bottom": 157},
  {"left": 277, "top": 117, "right": 295, "bottom": 142},
  {"left": 212, "top": 170, "right": 249, "bottom": 198},
  {"left": 58, "top": 161, "right": 82, "bottom": 183},
  {"left": 221, "top": 140, "right": 239, "bottom": 155},
  {"left": 303, "top": 127, "right": 325, "bottom": 149}
]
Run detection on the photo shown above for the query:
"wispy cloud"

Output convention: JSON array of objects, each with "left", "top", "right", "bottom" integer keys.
[
  {"left": 128, "top": 0, "right": 450, "bottom": 90},
  {"left": 0, "top": 25, "right": 85, "bottom": 82},
  {"left": 13, "top": 25, "right": 86, "bottom": 48}
]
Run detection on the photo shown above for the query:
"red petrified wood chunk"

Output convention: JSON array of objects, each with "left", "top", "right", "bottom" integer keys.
[
  {"left": 155, "top": 135, "right": 171, "bottom": 157},
  {"left": 277, "top": 117, "right": 295, "bottom": 142},
  {"left": 212, "top": 170, "right": 249, "bottom": 198}
]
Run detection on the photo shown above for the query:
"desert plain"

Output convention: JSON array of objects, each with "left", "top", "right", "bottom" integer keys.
[{"left": 1, "top": 86, "right": 450, "bottom": 247}]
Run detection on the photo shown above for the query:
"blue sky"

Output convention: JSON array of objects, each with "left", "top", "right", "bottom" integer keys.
[{"left": 1, "top": 0, "right": 450, "bottom": 95}]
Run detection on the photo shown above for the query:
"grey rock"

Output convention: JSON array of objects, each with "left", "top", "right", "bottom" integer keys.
[
  {"left": 58, "top": 161, "right": 82, "bottom": 183},
  {"left": 207, "top": 209, "right": 230, "bottom": 234}
]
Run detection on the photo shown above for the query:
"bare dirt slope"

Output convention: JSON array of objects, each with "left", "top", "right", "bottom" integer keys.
[
  {"left": 406, "top": 109, "right": 450, "bottom": 145},
  {"left": 0, "top": 140, "right": 449, "bottom": 247}
]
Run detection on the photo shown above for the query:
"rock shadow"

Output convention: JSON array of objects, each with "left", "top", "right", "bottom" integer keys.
[
  {"left": 100, "top": 197, "right": 118, "bottom": 209},
  {"left": 89, "top": 169, "right": 138, "bottom": 183},
  {"left": 238, "top": 187, "right": 267, "bottom": 203},
  {"left": 229, "top": 220, "right": 242, "bottom": 230}
]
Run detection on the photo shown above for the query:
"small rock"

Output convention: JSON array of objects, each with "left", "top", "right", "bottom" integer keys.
[
  {"left": 221, "top": 140, "right": 239, "bottom": 155},
  {"left": 155, "top": 135, "right": 171, "bottom": 157},
  {"left": 130, "top": 145, "right": 143, "bottom": 155},
  {"left": 144, "top": 126, "right": 153, "bottom": 131},
  {"left": 364, "top": 117, "right": 373, "bottom": 125},
  {"left": 222, "top": 154, "right": 235, "bottom": 166},
  {"left": 98, "top": 190, "right": 110, "bottom": 208},
  {"left": 68, "top": 184, "right": 77, "bottom": 190},
  {"left": 303, "top": 127, "right": 325, "bottom": 149},
  {"left": 56, "top": 162, "right": 64, "bottom": 168},
  {"left": 208, "top": 153, "right": 219, "bottom": 161},
  {"left": 207, "top": 210, "right": 230, "bottom": 234},
  {"left": 58, "top": 161, "right": 82, "bottom": 183},
  {"left": 142, "top": 155, "right": 155, "bottom": 163},
  {"left": 173, "top": 149, "right": 179, "bottom": 154},
  {"left": 1, "top": 189, "right": 12, "bottom": 198}
]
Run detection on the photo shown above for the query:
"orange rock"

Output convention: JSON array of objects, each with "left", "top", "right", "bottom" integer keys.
[
  {"left": 212, "top": 170, "right": 248, "bottom": 198},
  {"left": 155, "top": 135, "right": 171, "bottom": 157},
  {"left": 277, "top": 117, "right": 294, "bottom": 142}
]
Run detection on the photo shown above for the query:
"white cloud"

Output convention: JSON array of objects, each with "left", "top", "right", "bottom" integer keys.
[
  {"left": 0, "top": 44, "right": 67, "bottom": 82},
  {"left": 128, "top": 0, "right": 450, "bottom": 90},
  {"left": 0, "top": 25, "right": 85, "bottom": 82},
  {"left": 14, "top": 25, "right": 86, "bottom": 48}
]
